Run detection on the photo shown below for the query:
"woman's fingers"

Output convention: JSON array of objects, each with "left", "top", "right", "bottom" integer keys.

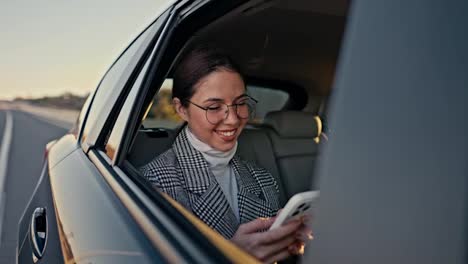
[
  {"left": 260, "top": 219, "right": 302, "bottom": 244},
  {"left": 295, "top": 223, "right": 313, "bottom": 241},
  {"left": 231, "top": 218, "right": 307, "bottom": 264},
  {"left": 237, "top": 217, "right": 275, "bottom": 234},
  {"left": 250, "top": 220, "right": 302, "bottom": 262},
  {"left": 288, "top": 240, "right": 305, "bottom": 255},
  {"left": 262, "top": 248, "right": 292, "bottom": 264},
  {"left": 258, "top": 231, "right": 297, "bottom": 257}
]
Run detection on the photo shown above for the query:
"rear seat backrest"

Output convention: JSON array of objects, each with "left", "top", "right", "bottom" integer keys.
[
  {"left": 264, "top": 111, "right": 321, "bottom": 199},
  {"left": 128, "top": 128, "right": 176, "bottom": 168},
  {"left": 237, "top": 128, "right": 287, "bottom": 205}
]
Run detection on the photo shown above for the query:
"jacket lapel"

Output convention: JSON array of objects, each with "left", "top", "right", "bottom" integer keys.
[
  {"left": 231, "top": 157, "right": 276, "bottom": 224},
  {"left": 172, "top": 130, "right": 239, "bottom": 238}
]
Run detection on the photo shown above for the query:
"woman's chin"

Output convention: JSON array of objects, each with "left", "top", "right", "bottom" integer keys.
[
  {"left": 213, "top": 141, "right": 236, "bottom": 152},
  {"left": 211, "top": 132, "right": 238, "bottom": 152}
]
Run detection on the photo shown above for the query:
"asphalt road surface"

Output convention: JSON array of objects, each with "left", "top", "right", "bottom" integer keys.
[{"left": 0, "top": 109, "right": 69, "bottom": 263}]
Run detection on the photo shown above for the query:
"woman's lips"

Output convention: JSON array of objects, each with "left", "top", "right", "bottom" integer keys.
[{"left": 215, "top": 129, "right": 237, "bottom": 141}]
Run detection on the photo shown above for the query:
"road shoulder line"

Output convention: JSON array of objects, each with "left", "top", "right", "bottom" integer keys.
[{"left": 0, "top": 111, "right": 13, "bottom": 246}]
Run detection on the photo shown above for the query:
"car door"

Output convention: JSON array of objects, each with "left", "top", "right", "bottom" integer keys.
[
  {"left": 80, "top": 0, "right": 260, "bottom": 262},
  {"left": 17, "top": 5, "right": 175, "bottom": 264},
  {"left": 304, "top": 1, "right": 468, "bottom": 263}
]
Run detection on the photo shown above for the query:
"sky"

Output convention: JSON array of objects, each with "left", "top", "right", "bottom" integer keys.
[{"left": 0, "top": 0, "right": 171, "bottom": 100}]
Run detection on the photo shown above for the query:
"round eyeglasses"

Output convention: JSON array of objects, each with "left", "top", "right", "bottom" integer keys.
[{"left": 186, "top": 95, "right": 258, "bottom": 125}]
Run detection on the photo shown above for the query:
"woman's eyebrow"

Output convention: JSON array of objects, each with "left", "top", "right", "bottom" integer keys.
[
  {"left": 203, "top": 98, "right": 223, "bottom": 103},
  {"left": 234, "top": 93, "right": 249, "bottom": 100},
  {"left": 203, "top": 94, "right": 248, "bottom": 103}
]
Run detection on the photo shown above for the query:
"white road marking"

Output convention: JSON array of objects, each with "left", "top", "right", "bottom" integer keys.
[{"left": 0, "top": 111, "right": 13, "bottom": 246}]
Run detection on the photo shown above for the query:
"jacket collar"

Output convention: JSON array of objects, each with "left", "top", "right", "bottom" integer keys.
[
  {"left": 172, "top": 129, "right": 275, "bottom": 237},
  {"left": 231, "top": 157, "right": 276, "bottom": 223},
  {"left": 172, "top": 129, "right": 212, "bottom": 194}
]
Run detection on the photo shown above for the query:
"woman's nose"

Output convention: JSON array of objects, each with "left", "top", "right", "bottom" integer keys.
[{"left": 224, "top": 105, "right": 240, "bottom": 124}]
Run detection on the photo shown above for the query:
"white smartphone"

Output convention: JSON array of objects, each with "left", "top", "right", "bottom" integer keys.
[{"left": 269, "top": 190, "right": 320, "bottom": 230}]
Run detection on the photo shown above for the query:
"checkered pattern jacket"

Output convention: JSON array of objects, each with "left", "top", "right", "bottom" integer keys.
[{"left": 140, "top": 129, "right": 280, "bottom": 239}]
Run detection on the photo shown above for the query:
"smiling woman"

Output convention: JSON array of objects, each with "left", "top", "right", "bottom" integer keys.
[
  {"left": 140, "top": 45, "right": 308, "bottom": 263},
  {"left": 171, "top": 45, "right": 250, "bottom": 151}
]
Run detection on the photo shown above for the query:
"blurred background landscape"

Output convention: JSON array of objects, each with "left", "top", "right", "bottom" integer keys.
[
  {"left": 0, "top": 1, "right": 171, "bottom": 262},
  {"left": 12, "top": 93, "right": 88, "bottom": 111}
]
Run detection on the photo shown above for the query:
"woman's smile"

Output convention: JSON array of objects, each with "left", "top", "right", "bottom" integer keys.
[
  {"left": 177, "top": 69, "right": 248, "bottom": 152},
  {"left": 215, "top": 128, "right": 238, "bottom": 141}
]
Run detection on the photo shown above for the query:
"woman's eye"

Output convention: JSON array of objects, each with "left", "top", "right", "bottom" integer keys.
[
  {"left": 207, "top": 105, "right": 222, "bottom": 111},
  {"left": 235, "top": 99, "right": 249, "bottom": 106}
]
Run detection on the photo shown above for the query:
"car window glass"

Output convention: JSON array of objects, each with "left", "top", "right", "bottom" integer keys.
[
  {"left": 247, "top": 85, "right": 289, "bottom": 123},
  {"left": 124, "top": 79, "right": 183, "bottom": 168},
  {"left": 81, "top": 22, "right": 155, "bottom": 142},
  {"left": 142, "top": 79, "right": 184, "bottom": 129},
  {"left": 104, "top": 56, "right": 152, "bottom": 160}
]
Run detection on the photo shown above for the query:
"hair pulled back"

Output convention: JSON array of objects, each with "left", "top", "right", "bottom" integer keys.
[{"left": 172, "top": 44, "right": 244, "bottom": 107}]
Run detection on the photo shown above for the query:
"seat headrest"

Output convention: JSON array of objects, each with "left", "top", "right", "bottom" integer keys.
[{"left": 264, "top": 111, "right": 321, "bottom": 138}]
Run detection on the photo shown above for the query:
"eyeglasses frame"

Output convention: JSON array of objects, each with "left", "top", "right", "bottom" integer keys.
[{"left": 185, "top": 95, "right": 258, "bottom": 124}]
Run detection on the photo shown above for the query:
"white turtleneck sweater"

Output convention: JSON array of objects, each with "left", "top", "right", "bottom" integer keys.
[{"left": 185, "top": 127, "right": 240, "bottom": 221}]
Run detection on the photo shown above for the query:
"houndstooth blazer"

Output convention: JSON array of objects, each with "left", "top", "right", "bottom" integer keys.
[{"left": 140, "top": 129, "right": 280, "bottom": 239}]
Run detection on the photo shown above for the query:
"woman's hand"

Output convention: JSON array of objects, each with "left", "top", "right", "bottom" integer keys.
[
  {"left": 288, "top": 216, "right": 313, "bottom": 255},
  {"left": 230, "top": 217, "right": 303, "bottom": 263}
]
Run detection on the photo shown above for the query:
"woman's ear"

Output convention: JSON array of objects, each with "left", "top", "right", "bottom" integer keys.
[{"left": 173, "top": 97, "right": 189, "bottom": 121}]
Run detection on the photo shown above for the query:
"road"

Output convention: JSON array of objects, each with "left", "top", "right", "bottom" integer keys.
[{"left": 0, "top": 105, "right": 74, "bottom": 263}]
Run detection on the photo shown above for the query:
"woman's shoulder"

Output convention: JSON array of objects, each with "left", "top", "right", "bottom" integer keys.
[
  {"left": 235, "top": 156, "right": 278, "bottom": 187},
  {"left": 236, "top": 156, "right": 269, "bottom": 174},
  {"left": 139, "top": 148, "right": 179, "bottom": 179},
  {"left": 139, "top": 148, "right": 190, "bottom": 207},
  {"left": 235, "top": 156, "right": 280, "bottom": 208}
]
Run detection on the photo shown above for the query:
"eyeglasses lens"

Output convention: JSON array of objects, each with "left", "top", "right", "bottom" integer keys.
[{"left": 205, "top": 100, "right": 256, "bottom": 124}]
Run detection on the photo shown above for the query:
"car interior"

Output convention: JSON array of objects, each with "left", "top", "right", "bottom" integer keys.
[
  {"left": 123, "top": 0, "right": 350, "bottom": 260},
  {"left": 127, "top": 0, "right": 349, "bottom": 206}
]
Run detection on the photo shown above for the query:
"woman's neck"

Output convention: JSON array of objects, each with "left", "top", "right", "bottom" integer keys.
[{"left": 185, "top": 127, "right": 237, "bottom": 170}]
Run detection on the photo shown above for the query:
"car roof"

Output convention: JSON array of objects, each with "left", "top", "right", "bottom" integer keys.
[{"left": 187, "top": 0, "right": 349, "bottom": 97}]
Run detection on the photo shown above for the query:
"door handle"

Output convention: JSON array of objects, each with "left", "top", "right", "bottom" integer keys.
[{"left": 30, "top": 207, "right": 47, "bottom": 263}]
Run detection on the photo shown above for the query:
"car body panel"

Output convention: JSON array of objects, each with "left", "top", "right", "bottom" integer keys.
[
  {"left": 47, "top": 149, "right": 168, "bottom": 263},
  {"left": 46, "top": 134, "right": 78, "bottom": 169},
  {"left": 17, "top": 162, "right": 64, "bottom": 264}
]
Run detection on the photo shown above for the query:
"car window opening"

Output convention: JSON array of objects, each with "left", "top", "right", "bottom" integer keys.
[{"left": 122, "top": 0, "right": 350, "bottom": 262}]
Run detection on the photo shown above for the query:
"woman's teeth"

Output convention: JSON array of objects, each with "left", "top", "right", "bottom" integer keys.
[{"left": 217, "top": 130, "right": 235, "bottom": 136}]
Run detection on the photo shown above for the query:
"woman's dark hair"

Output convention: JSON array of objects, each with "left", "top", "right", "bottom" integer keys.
[{"left": 172, "top": 44, "right": 244, "bottom": 107}]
